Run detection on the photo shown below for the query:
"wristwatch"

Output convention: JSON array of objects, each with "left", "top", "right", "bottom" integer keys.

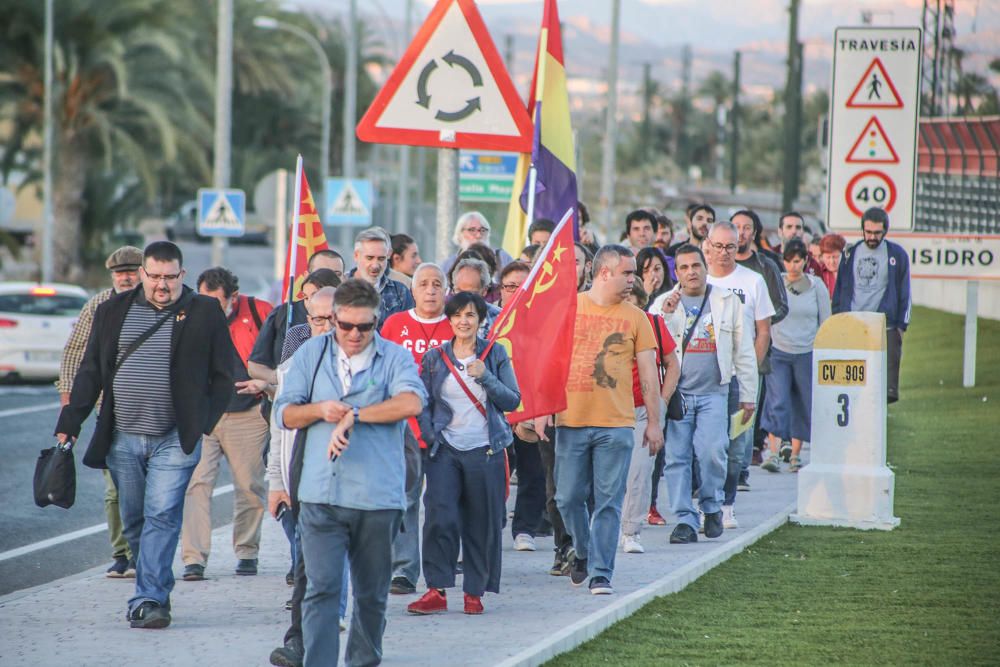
[{"left": 353, "top": 405, "right": 361, "bottom": 423}]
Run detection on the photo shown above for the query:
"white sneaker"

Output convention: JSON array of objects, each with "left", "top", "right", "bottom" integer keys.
[
  {"left": 621, "top": 534, "right": 645, "bottom": 554},
  {"left": 698, "top": 509, "right": 706, "bottom": 534},
  {"left": 513, "top": 533, "right": 537, "bottom": 551},
  {"left": 722, "top": 505, "right": 739, "bottom": 529}
]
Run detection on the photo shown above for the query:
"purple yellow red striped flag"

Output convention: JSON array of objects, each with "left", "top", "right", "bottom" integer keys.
[{"left": 502, "top": 0, "right": 578, "bottom": 257}]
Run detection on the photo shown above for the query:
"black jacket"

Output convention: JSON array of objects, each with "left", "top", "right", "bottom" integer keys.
[{"left": 55, "top": 285, "right": 235, "bottom": 469}]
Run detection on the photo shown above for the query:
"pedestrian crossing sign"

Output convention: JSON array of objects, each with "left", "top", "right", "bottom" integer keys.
[
  {"left": 197, "top": 188, "right": 246, "bottom": 237},
  {"left": 326, "top": 178, "right": 373, "bottom": 226}
]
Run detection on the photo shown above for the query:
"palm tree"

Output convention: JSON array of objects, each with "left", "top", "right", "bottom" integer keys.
[{"left": 0, "top": 0, "right": 210, "bottom": 275}]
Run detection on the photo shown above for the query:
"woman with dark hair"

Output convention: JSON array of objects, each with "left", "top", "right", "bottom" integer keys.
[
  {"left": 635, "top": 247, "right": 674, "bottom": 309},
  {"left": 408, "top": 292, "right": 521, "bottom": 616},
  {"left": 389, "top": 233, "right": 421, "bottom": 288},
  {"left": 761, "top": 239, "right": 831, "bottom": 473}
]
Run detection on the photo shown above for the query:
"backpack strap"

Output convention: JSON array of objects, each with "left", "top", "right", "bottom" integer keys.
[{"left": 247, "top": 296, "right": 263, "bottom": 331}]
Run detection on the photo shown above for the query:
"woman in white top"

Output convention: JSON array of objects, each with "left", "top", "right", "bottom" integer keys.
[{"left": 761, "top": 239, "right": 832, "bottom": 472}]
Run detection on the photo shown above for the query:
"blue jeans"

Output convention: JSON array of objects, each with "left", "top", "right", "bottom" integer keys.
[
  {"left": 299, "top": 503, "right": 401, "bottom": 667},
  {"left": 725, "top": 377, "right": 758, "bottom": 505},
  {"left": 762, "top": 349, "right": 813, "bottom": 442},
  {"left": 554, "top": 426, "right": 633, "bottom": 581},
  {"left": 106, "top": 428, "right": 201, "bottom": 612},
  {"left": 665, "top": 393, "right": 728, "bottom": 530}
]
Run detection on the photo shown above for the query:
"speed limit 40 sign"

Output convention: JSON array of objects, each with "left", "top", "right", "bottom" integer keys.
[{"left": 827, "top": 27, "right": 921, "bottom": 230}]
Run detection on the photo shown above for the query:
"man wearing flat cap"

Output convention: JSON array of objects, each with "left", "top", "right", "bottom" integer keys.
[{"left": 58, "top": 245, "right": 143, "bottom": 578}]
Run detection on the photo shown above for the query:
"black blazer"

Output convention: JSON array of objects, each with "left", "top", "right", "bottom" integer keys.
[{"left": 55, "top": 285, "right": 235, "bottom": 469}]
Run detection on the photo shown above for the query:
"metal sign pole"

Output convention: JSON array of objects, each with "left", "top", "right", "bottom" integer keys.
[
  {"left": 436, "top": 148, "right": 459, "bottom": 263},
  {"left": 963, "top": 280, "right": 978, "bottom": 388}
]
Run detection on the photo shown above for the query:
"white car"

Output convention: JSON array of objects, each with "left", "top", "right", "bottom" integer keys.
[{"left": 0, "top": 282, "right": 90, "bottom": 381}]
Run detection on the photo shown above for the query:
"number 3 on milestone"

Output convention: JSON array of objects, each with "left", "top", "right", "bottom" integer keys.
[{"left": 836, "top": 394, "right": 850, "bottom": 427}]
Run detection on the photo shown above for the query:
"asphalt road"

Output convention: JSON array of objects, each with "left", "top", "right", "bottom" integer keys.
[{"left": 0, "top": 384, "right": 235, "bottom": 597}]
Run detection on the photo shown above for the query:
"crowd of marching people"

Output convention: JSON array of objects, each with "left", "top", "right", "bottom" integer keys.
[{"left": 53, "top": 201, "right": 910, "bottom": 666}]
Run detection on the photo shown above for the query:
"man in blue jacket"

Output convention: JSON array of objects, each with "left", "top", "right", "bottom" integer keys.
[{"left": 832, "top": 206, "right": 911, "bottom": 403}]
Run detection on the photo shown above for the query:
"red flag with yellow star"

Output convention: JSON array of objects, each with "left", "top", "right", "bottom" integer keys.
[
  {"left": 283, "top": 156, "right": 329, "bottom": 302},
  {"left": 488, "top": 207, "right": 577, "bottom": 423}
]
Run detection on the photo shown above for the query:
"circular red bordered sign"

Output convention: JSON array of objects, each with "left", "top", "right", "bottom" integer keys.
[{"left": 844, "top": 169, "right": 897, "bottom": 218}]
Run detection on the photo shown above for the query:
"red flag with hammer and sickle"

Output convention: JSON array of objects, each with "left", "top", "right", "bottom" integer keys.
[{"left": 486, "top": 207, "right": 577, "bottom": 423}]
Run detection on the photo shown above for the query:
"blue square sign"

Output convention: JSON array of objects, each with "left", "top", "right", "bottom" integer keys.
[
  {"left": 325, "top": 179, "right": 373, "bottom": 227},
  {"left": 198, "top": 188, "right": 246, "bottom": 237}
]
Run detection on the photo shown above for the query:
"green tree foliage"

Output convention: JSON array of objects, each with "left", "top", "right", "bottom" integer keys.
[{"left": 0, "top": 0, "right": 383, "bottom": 273}]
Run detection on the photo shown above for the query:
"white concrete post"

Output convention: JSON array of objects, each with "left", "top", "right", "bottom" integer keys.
[{"left": 791, "top": 311, "right": 900, "bottom": 530}]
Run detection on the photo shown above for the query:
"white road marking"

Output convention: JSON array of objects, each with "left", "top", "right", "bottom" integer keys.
[
  {"left": 0, "top": 484, "right": 236, "bottom": 563},
  {"left": 0, "top": 401, "right": 62, "bottom": 418}
]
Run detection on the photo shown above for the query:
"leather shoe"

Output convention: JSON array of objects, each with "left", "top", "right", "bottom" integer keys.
[
  {"left": 235, "top": 558, "right": 258, "bottom": 575},
  {"left": 669, "top": 523, "right": 699, "bottom": 544},
  {"left": 182, "top": 563, "right": 205, "bottom": 581}
]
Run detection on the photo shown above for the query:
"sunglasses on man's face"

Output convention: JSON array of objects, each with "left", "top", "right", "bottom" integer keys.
[{"left": 336, "top": 319, "right": 377, "bottom": 333}]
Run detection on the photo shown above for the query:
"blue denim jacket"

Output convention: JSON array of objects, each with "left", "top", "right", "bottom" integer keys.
[
  {"left": 417, "top": 338, "right": 520, "bottom": 457},
  {"left": 274, "top": 334, "right": 426, "bottom": 511},
  {"left": 348, "top": 269, "right": 415, "bottom": 331}
]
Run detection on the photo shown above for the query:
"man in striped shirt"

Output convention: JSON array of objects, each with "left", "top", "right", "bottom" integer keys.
[
  {"left": 56, "top": 241, "right": 235, "bottom": 630},
  {"left": 57, "top": 245, "right": 142, "bottom": 579}
]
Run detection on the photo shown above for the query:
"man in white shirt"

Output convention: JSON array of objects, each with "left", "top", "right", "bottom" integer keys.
[{"left": 704, "top": 222, "right": 775, "bottom": 528}]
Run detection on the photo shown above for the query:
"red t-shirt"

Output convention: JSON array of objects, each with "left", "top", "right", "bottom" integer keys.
[
  {"left": 229, "top": 295, "right": 273, "bottom": 366},
  {"left": 632, "top": 312, "right": 676, "bottom": 408},
  {"left": 381, "top": 309, "right": 454, "bottom": 446}
]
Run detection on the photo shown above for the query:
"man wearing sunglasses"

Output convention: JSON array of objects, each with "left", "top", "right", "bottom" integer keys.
[
  {"left": 55, "top": 241, "right": 236, "bottom": 630},
  {"left": 275, "top": 278, "right": 425, "bottom": 667}
]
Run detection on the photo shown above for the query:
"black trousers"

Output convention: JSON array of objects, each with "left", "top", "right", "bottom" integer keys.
[
  {"left": 537, "top": 432, "right": 572, "bottom": 553},
  {"left": 887, "top": 328, "right": 903, "bottom": 403},
  {"left": 423, "top": 443, "right": 505, "bottom": 596},
  {"left": 511, "top": 436, "right": 546, "bottom": 537}
]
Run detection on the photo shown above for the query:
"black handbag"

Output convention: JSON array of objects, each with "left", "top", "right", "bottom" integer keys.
[
  {"left": 33, "top": 442, "right": 76, "bottom": 509},
  {"left": 666, "top": 286, "right": 711, "bottom": 421}
]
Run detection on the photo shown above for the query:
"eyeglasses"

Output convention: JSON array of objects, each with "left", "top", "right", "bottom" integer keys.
[
  {"left": 335, "top": 319, "right": 376, "bottom": 333},
  {"left": 309, "top": 315, "right": 334, "bottom": 325},
  {"left": 145, "top": 273, "right": 181, "bottom": 283},
  {"left": 709, "top": 243, "right": 738, "bottom": 253},
  {"left": 464, "top": 227, "right": 489, "bottom": 235},
  {"left": 501, "top": 283, "right": 521, "bottom": 293}
]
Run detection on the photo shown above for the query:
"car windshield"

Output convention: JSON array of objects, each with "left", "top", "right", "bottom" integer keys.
[{"left": 0, "top": 293, "right": 87, "bottom": 316}]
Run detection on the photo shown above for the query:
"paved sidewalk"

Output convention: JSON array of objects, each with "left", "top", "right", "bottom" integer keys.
[{"left": 0, "top": 464, "right": 799, "bottom": 666}]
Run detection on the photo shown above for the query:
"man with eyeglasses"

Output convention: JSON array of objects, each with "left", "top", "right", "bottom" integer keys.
[
  {"left": 442, "top": 211, "right": 515, "bottom": 277},
  {"left": 833, "top": 206, "right": 911, "bottom": 403},
  {"left": 380, "top": 263, "right": 453, "bottom": 596},
  {"left": 275, "top": 278, "right": 425, "bottom": 667},
  {"left": 704, "top": 222, "right": 775, "bottom": 530},
  {"left": 349, "top": 226, "right": 414, "bottom": 331},
  {"left": 58, "top": 245, "right": 143, "bottom": 579},
  {"left": 55, "top": 241, "right": 235, "bottom": 629}
]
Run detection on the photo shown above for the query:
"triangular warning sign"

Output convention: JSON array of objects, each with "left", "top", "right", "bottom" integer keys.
[
  {"left": 205, "top": 195, "right": 241, "bottom": 229},
  {"left": 846, "top": 116, "right": 900, "bottom": 164},
  {"left": 846, "top": 57, "right": 903, "bottom": 109},
  {"left": 356, "top": 0, "right": 532, "bottom": 152},
  {"left": 329, "top": 183, "right": 369, "bottom": 217}
]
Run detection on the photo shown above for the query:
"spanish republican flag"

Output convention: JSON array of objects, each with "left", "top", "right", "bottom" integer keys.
[
  {"left": 282, "top": 155, "right": 329, "bottom": 302},
  {"left": 490, "top": 207, "right": 577, "bottom": 423},
  {"left": 502, "top": 0, "right": 578, "bottom": 257}
]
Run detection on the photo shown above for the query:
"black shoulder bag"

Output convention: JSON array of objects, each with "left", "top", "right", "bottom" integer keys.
[
  {"left": 288, "top": 336, "right": 330, "bottom": 514},
  {"left": 666, "top": 286, "right": 710, "bottom": 421}
]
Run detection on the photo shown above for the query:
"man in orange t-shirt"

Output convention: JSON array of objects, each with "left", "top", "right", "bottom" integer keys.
[{"left": 551, "top": 245, "right": 665, "bottom": 596}]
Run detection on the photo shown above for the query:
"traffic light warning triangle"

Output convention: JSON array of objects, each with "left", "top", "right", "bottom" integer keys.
[
  {"left": 356, "top": 0, "right": 531, "bottom": 152},
  {"left": 846, "top": 57, "right": 903, "bottom": 109},
  {"left": 846, "top": 116, "right": 900, "bottom": 164}
]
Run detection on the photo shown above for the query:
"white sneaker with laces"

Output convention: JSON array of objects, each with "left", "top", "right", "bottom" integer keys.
[
  {"left": 513, "top": 533, "right": 537, "bottom": 551},
  {"left": 621, "top": 534, "right": 644, "bottom": 554},
  {"left": 722, "top": 505, "right": 739, "bottom": 529}
]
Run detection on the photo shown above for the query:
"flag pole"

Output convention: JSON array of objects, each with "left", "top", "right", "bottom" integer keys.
[
  {"left": 286, "top": 155, "right": 304, "bottom": 332},
  {"left": 524, "top": 164, "right": 538, "bottom": 244}
]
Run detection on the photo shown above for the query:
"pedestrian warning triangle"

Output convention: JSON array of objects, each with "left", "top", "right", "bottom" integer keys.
[
  {"left": 846, "top": 57, "right": 903, "bottom": 109},
  {"left": 356, "top": 0, "right": 531, "bottom": 152},
  {"left": 329, "top": 182, "right": 369, "bottom": 217},
  {"left": 846, "top": 116, "right": 900, "bottom": 164},
  {"left": 204, "top": 194, "right": 241, "bottom": 229}
]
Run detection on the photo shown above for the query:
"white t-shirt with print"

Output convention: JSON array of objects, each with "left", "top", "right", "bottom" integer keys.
[{"left": 707, "top": 264, "right": 775, "bottom": 340}]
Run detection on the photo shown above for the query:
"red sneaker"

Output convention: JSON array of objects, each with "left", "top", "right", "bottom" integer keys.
[
  {"left": 463, "top": 593, "right": 484, "bottom": 615},
  {"left": 647, "top": 506, "right": 667, "bottom": 526},
  {"left": 407, "top": 589, "right": 447, "bottom": 615}
]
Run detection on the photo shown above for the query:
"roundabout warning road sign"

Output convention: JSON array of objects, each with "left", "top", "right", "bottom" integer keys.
[
  {"left": 844, "top": 169, "right": 897, "bottom": 218},
  {"left": 356, "top": 0, "right": 531, "bottom": 151}
]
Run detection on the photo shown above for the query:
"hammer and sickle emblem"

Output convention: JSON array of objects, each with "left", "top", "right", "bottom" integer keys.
[{"left": 527, "top": 262, "right": 557, "bottom": 308}]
